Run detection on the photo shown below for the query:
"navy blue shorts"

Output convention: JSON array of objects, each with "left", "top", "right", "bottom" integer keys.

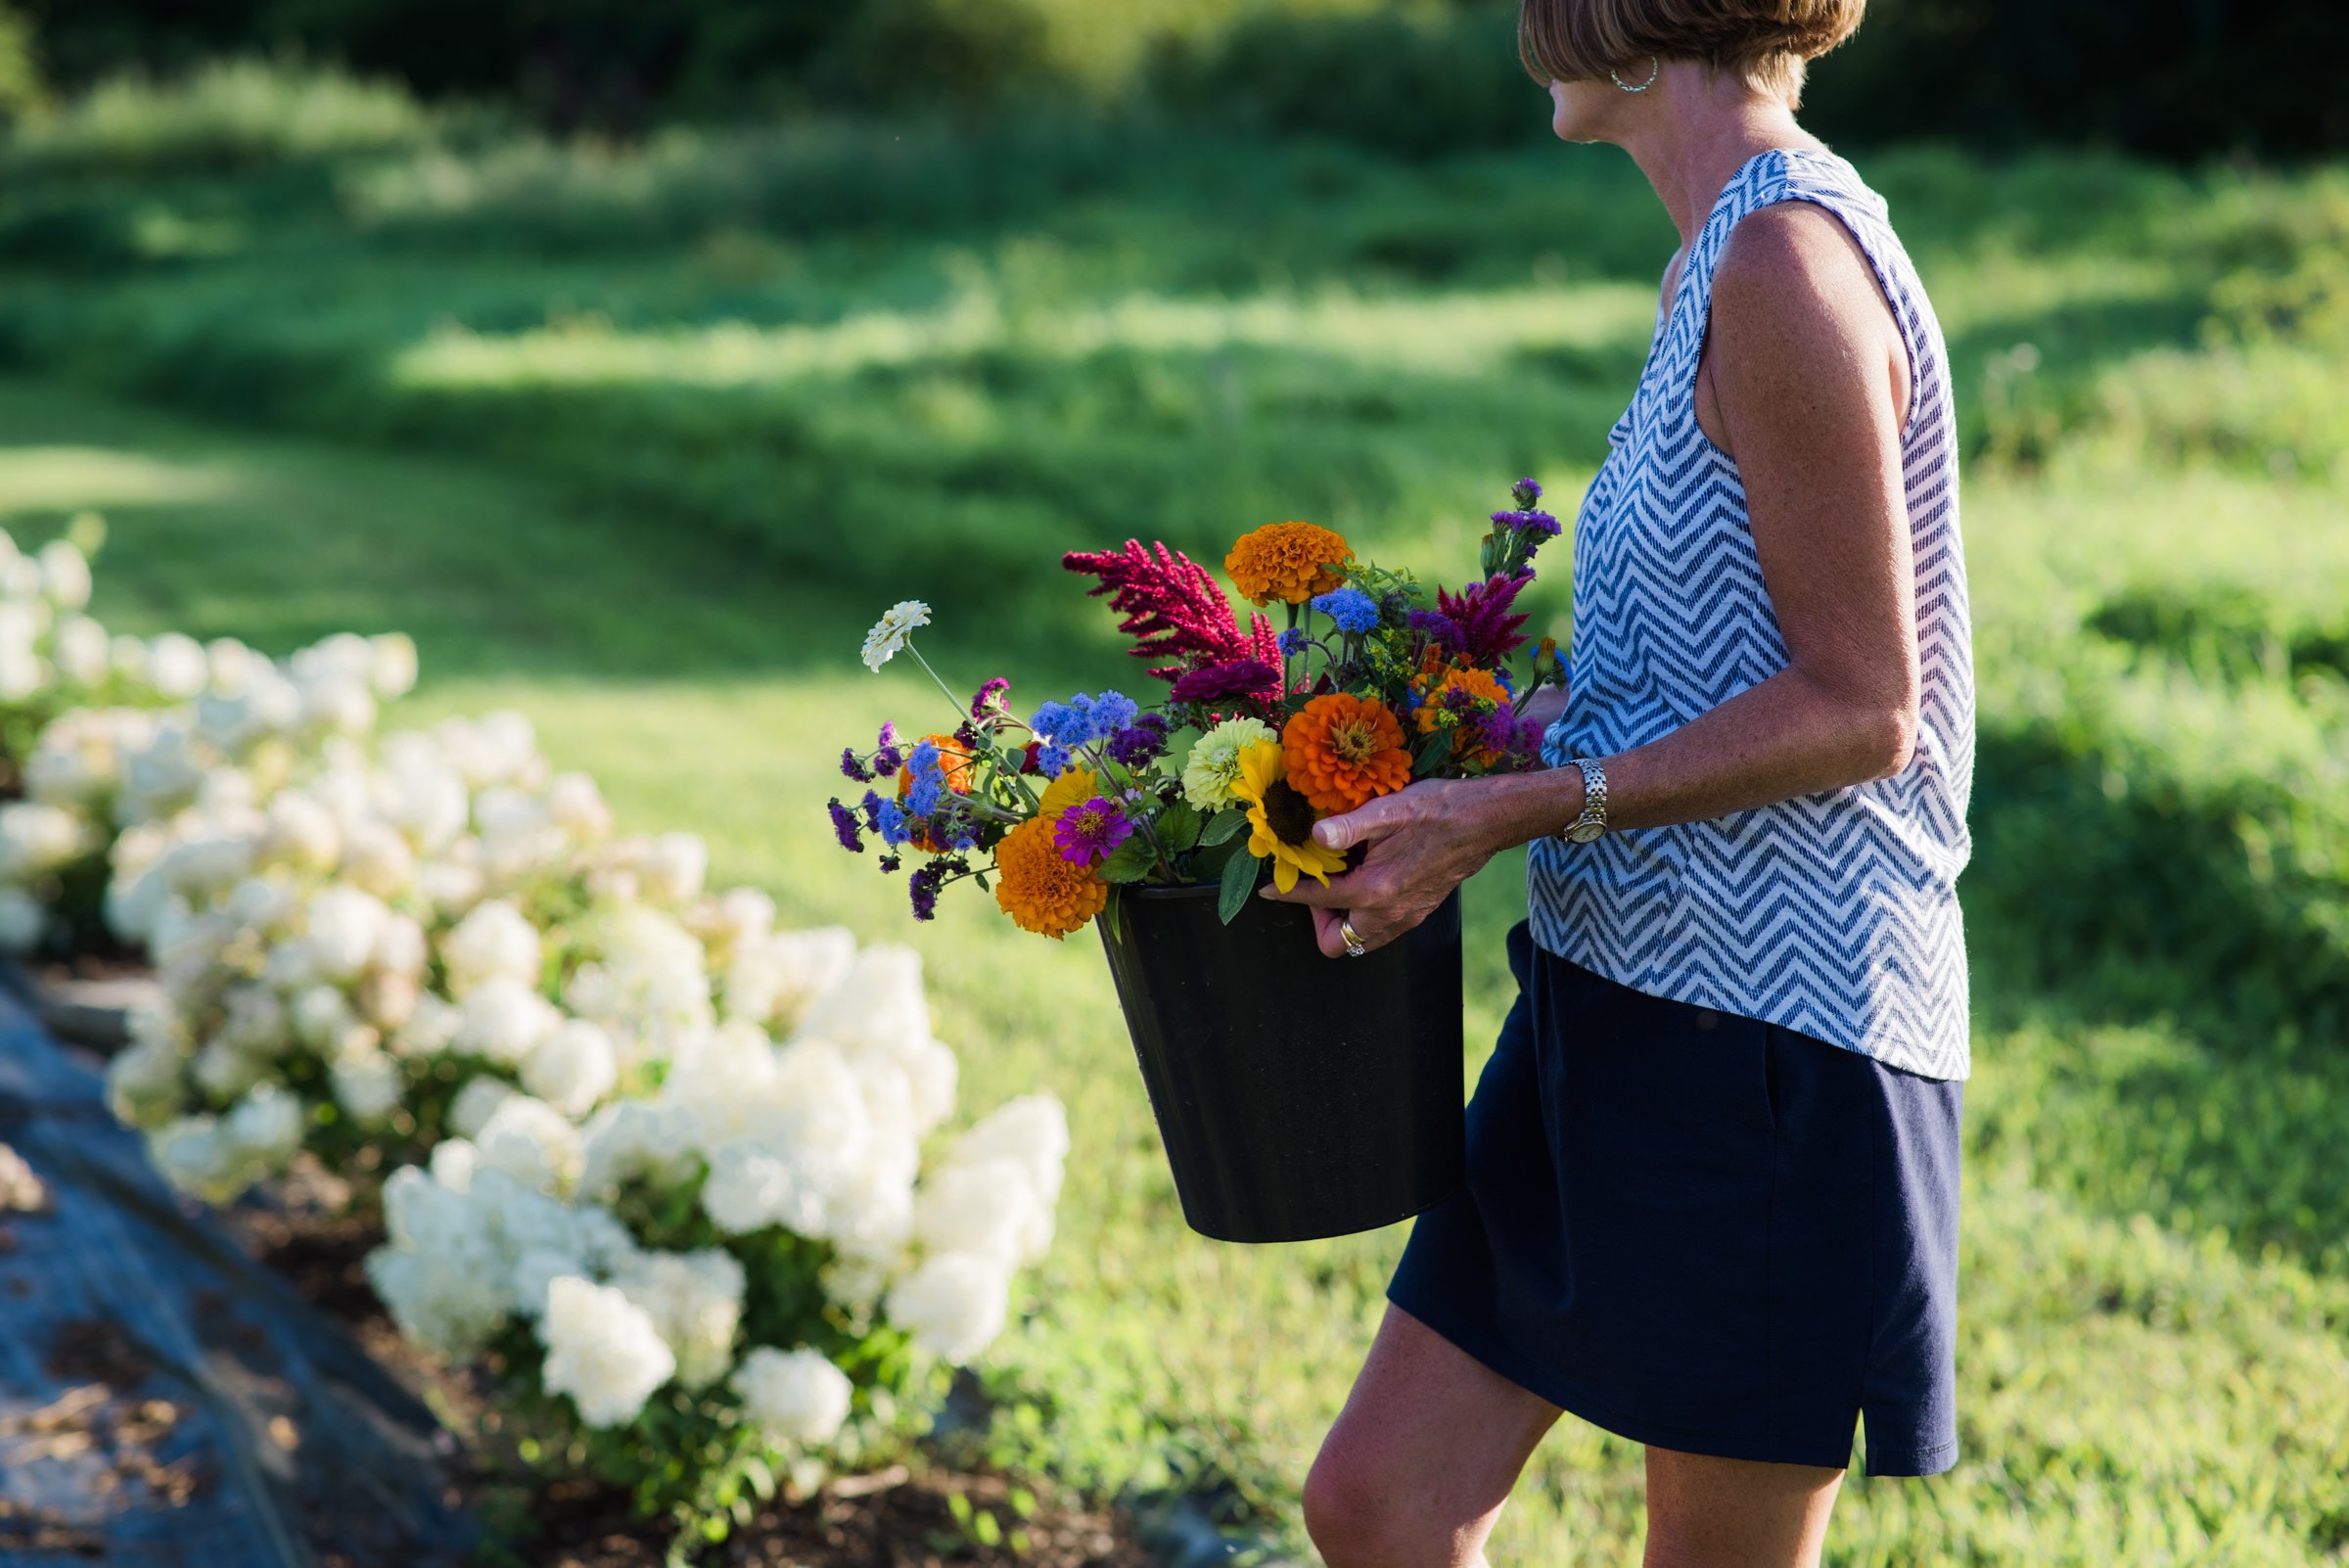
[{"left": 1389, "top": 922, "right": 1963, "bottom": 1477}]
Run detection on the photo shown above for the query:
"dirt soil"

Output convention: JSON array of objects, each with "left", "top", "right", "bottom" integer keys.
[{"left": 223, "top": 1167, "right": 1152, "bottom": 1568}]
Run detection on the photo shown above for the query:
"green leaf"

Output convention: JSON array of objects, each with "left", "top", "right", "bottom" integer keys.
[
  {"left": 1199, "top": 807, "right": 1246, "bottom": 847},
  {"left": 1414, "top": 729, "right": 1453, "bottom": 776},
  {"left": 1158, "top": 799, "right": 1202, "bottom": 853},
  {"left": 1218, "top": 840, "right": 1261, "bottom": 924},
  {"left": 1098, "top": 838, "right": 1154, "bottom": 884},
  {"left": 1100, "top": 885, "right": 1125, "bottom": 945}
]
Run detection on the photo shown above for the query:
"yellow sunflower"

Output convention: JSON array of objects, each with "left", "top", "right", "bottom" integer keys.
[{"left": 1228, "top": 740, "right": 1349, "bottom": 894}]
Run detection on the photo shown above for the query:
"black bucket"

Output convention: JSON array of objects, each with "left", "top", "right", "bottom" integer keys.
[{"left": 1098, "top": 883, "right": 1465, "bottom": 1244}]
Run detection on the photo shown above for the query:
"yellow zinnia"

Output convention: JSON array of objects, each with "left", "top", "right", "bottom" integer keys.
[
  {"left": 1228, "top": 740, "right": 1348, "bottom": 894},
  {"left": 1037, "top": 767, "right": 1098, "bottom": 822}
]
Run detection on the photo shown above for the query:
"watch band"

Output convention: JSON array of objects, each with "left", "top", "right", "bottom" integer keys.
[{"left": 1556, "top": 757, "right": 1609, "bottom": 844}]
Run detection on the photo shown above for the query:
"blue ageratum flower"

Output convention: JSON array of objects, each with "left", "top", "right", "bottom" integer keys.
[
  {"left": 903, "top": 741, "right": 946, "bottom": 817},
  {"left": 872, "top": 797, "right": 913, "bottom": 849},
  {"left": 1074, "top": 690, "right": 1139, "bottom": 743},
  {"left": 1277, "top": 627, "right": 1312, "bottom": 656},
  {"left": 1311, "top": 587, "right": 1381, "bottom": 634},
  {"left": 1030, "top": 701, "right": 1089, "bottom": 750}
]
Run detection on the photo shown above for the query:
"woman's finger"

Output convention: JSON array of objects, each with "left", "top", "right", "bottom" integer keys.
[{"left": 1312, "top": 789, "right": 1421, "bottom": 853}]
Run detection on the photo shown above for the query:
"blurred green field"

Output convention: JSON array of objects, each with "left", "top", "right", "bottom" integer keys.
[{"left": 2, "top": 66, "right": 2347, "bottom": 1566}]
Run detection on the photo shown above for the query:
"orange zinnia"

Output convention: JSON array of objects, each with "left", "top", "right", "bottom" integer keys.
[
  {"left": 1282, "top": 693, "right": 1411, "bottom": 814},
  {"left": 1225, "top": 522, "right": 1353, "bottom": 607},
  {"left": 992, "top": 815, "right": 1110, "bottom": 940}
]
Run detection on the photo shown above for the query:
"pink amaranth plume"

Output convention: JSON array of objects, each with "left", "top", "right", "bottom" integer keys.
[
  {"left": 1063, "top": 539, "right": 1282, "bottom": 681},
  {"left": 1431, "top": 574, "right": 1535, "bottom": 665}
]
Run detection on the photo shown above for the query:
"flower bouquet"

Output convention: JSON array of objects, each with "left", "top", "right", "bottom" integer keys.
[{"left": 832, "top": 481, "right": 1564, "bottom": 1242}]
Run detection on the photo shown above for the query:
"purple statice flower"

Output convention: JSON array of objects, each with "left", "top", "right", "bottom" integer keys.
[
  {"left": 1053, "top": 797, "right": 1134, "bottom": 866},
  {"left": 1311, "top": 587, "right": 1381, "bottom": 634},
  {"left": 1492, "top": 508, "right": 1563, "bottom": 541},
  {"left": 971, "top": 676, "right": 1011, "bottom": 719},
  {"left": 1408, "top": 609, "right": 1457, "bottom": 645},
  {"left": 827, "top": 800, "right": 865, "bottom": 853},
  {"left": 1169, "top": 659, "right": 1280, "bottom": 708},
  {"left": 871, "top": 721, "right": 906, "bottom": 777},
  {"left": 907, "top": 853, "right": 968, "bottom": 921},
  {"left": 1476, "top": 707, "right": 1519, "bottom": 759},
  {"left": 1106, "top": 715, "right": 1171, "bottom": 769},
  {"left": 878, "top": 853, "right": 902, "bottom": 873},
  {"left": 1512, "top": 477, "right": 1543, "bottom": 507},
  {"left": 840, "top": 747, "right": 872, "bottom": 783}
]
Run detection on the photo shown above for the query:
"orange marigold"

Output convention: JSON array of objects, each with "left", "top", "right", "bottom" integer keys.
[
  {"left": 1281, "top": 693, "right": 1411, "bottom": 814},
  {"left": 992, "top": 816, "right": 1110, "bottom": 940},
  {"left": 1415, "top": 665, "right": 1513, "bottom": 767},
  {"left": 1225, "top": 522, "right": 1354, "bottom": 607}
]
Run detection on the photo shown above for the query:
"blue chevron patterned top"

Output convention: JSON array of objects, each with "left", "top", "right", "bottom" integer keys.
[{"left": 1526, "top": 147, "right": 1976, "bottom": 1082}]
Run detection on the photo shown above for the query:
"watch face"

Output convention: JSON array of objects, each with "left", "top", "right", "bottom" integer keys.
[{"left": 1567, "top": 820, "right": 1607, "bottom": 844}]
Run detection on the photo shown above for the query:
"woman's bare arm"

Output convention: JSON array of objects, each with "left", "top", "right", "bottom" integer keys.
[{"left": 1271, "top": 203, "right": 1919, "bottom": 953}]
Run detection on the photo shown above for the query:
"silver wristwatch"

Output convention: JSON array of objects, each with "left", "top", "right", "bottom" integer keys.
[{"left": 1555, "top": 758, "right": 1609, "bottom": 844}]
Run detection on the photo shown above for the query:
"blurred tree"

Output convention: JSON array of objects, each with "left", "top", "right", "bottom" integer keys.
[
  {"left": 0, "top": 4, "right": 42, "bottom": 123},
  {"left": 9, "top": 0, "right": 2349, "bottom": 156}
]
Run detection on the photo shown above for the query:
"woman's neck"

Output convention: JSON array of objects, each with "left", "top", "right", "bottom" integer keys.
[{"left": 1607, "top": 65, "right": 1819, "bottom": 245}]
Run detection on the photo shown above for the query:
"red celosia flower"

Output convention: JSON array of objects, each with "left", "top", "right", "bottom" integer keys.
[{"left": 1064, "top": 539, "right": 1283, "bottom": 681}]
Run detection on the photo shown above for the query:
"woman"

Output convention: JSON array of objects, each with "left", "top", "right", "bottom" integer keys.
[{"left": 1267, "top": 2, "right": 1974, "bottom": 1563}]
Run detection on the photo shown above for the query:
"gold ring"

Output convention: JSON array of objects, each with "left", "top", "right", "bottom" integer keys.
[{"left": 1339, "top": 918, "right": 1367, "bottom": 958}]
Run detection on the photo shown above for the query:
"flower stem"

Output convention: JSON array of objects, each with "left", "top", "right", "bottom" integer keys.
[{"left": 906, "top": 644, "right": 968, "bottom": 723}]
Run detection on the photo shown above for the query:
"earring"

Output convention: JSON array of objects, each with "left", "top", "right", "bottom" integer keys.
[{"left": 1610, "top": 55, "right": 1660, "bottom": 92}]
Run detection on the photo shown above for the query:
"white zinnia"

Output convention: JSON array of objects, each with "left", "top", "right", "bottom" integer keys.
[
  {"left": 538, "top": 1276, "right": 675, "bottom": 1429},
  {"left": 1181, "top": 716, "right": 1278, "bottom": 813},
  {"left": 859, "top": 600, "right": 931, "bottom": 672},
  {"left": 733, "top": 1346, "right": 853, "bottom": 1448}
]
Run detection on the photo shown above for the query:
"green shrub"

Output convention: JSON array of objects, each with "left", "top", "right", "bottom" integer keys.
[{"left": 0, "top": 56, "right": 437, "bottom": 180}]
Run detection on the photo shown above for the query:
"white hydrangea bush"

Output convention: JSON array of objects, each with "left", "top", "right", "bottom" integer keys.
[
  {"left": 361, "top": 959, "right": 1068, "bottom": 1522},
  {"left": 0, "top": 601, "right": 422, "bottom": 955},
  {"left": 0, "top": 533, "right": 1074, "bottom": 1532}
]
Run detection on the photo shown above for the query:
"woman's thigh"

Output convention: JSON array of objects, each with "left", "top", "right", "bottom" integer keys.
[
  {"left": 1306, "top": 1305, "right": 1561, "bottom": 1566},
  {"left": 1641, "top": 1446, "right": 1845, "bottom": 1568}
]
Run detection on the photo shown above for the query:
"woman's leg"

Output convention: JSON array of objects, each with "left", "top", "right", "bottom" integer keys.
[
  {"left": 1640, "top": 1447, "right": 1845, "bottom": 1568},
  {"left": 1303, "top": 1305, "right": 1562, "bottom": 1568}
]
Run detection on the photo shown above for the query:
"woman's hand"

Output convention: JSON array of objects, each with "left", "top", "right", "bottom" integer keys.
[{"left": 1263, "top": 778, "right": 1505, "bottom": 958}]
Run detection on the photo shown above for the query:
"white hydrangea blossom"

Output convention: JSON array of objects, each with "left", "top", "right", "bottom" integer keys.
[
  {"left": 522, "top": 1018, "right": 620, "bottom": 1118},
  {"left": 612, "top": 1248, "right": 745, "bottom": 1391},
  {"left": 885, "top": 1253, "right": 1012, "bottom": 1365},
  {"left": 539, "top": 1276, "right": 675, "bottom": 1429},
  {"left": 733, "top": 1347, "right": 853, "bottom": 1447}
]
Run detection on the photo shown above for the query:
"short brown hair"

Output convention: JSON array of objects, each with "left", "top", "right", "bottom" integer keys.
[{"left": 1518, "top": 0, "right": 1865, "bottom": 106}]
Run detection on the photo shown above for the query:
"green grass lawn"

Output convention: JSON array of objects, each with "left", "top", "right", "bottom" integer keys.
[
  {"left": 2, "top": 73, "right": 2347, "bottom": 1563},
  {"left": 6, "top": 377, "right": 2344, "bottom": 1565}
]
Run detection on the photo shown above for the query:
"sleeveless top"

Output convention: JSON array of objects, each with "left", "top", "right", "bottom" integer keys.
[{"left": 1526, "top": 148, "right": 1976, "bottom": 1083}]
